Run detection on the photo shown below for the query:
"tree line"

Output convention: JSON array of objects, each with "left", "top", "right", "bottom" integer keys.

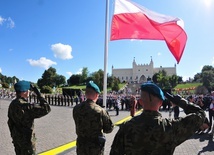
[{"left": 0, "top": 65, "right": 213, "bottom": 93}]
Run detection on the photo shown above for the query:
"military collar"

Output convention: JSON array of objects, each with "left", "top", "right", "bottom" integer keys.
[{"left": 141, "top": 110, "right": 162, "bottom": 117}]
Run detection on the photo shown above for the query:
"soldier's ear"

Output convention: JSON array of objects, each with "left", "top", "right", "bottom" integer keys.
[{"left": 96, "top": 93, "right": 99, "bottom": 98}]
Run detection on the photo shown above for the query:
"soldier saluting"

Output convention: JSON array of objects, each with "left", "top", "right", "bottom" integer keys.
[
  {"left": 73, "top": 81, "right": 114, "bottom": 155},
  {"left": 7, "top": 80, "right": 51, "bottom": 155},
  {"left": 110, "top": 82, "right": 206, "bottom": 155}
]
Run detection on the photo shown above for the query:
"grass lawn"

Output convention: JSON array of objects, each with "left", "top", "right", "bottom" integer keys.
[
  {"left": 61, "top": 83, "right": 127, "bottom": 93},
  {"left": 60, "top": 83, "right": 202, "bottom": 94},
  {"left": 174, "top": 83, "right": 202, "bottom": 89}
]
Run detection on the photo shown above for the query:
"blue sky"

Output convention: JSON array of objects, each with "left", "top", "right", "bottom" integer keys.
[{"left": 0, "top": 0, "right": 214, "bottom": 83}]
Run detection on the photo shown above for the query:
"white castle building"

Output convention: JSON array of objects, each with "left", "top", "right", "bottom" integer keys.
[{"left": 112, "top": 57, "right": 176, "bottom": 83}]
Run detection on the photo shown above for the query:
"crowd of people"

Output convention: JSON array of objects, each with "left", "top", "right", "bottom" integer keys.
[{"left": 0, "top": 88, "right": 16, "bottom": 99}]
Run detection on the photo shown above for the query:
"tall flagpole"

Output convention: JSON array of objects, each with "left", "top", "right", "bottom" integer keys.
[{"left": 103, "top": 0, "right": 109, "bottom": 109}]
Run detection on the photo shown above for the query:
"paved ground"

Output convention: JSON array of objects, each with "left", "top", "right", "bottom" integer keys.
[{"left": 1, "top": 98, "right": 214, "bottom": 155}]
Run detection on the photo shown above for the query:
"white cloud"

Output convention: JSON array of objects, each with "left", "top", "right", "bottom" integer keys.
[
  {"left": 0, "top": 67, "right": 2, "bottom": 73},
  {"left": 7, "top": 17, "right": 15, "bottom": 28},
  {"left": 51, "top": 43, "right": 73, "bottom": 60},
  {"left": 66, "top": 72, "right": 73, "bottom": 76},
  {"left": 27, "top": 57, "right": 57, "bottom": 69},
  {"left": 0, "top": 16, "right": 15, "bottom": 28},
  {"left": 0, "top": 16, "right": 5, "bottom": 25},
  {"left": 66, "top": 68, "right": 82, "bottom": 77}
]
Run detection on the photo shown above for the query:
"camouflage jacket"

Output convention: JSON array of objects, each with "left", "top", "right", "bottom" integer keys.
[
  {"left": 7, "top": 97, "right": 51, "bottom": 144},
  {"left": 110, "top": 103, "right": 205, "bottom": 155},
  {"left": 73, "top": 99, "right": 114, "bottom": 142}
]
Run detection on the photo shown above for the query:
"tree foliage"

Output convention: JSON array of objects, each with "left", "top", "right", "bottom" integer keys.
[
  {"left": 0, "top": 73, "right": 19, "bottom": 86},
  {"left": 41, "top": 85, "right": 53, "bottom": 94},
  {"left": 91, "top": 69, "right": 104, "bottom": 91},
  {"left": 193, "top": 65, "right": 214, "bottom": 92},
  {"left": 55, "top": 75, "right": 66, "bottom": 87},
  {"left": 80, "top": 67, "right": 88, "bottom": 84},
  {"left": 112, "top": 77, "right": 120, "bottom": 91},
  {"left": 67, "top": 70, "right": 119, "bottom": 93},
  {"left": 37, "top": 67, "right": 66, "bottom": 92},
  {"left": 67, "top": 74, "right": 81, "bottom": 86},
  {"left": 152, "top": 70, "right": 179, "bottom": 89}
]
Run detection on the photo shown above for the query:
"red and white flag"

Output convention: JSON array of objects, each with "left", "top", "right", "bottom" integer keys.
[{"left": 110, "top": 0, "right": 187, "bottom": 63}]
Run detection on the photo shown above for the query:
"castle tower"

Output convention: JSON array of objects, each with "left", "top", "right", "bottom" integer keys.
[
  {"left": 132, "top": 57, "right": 136, "bottom": 68},
  {"left": 149, "top": 56, "right": 153, "bottom": 68}
]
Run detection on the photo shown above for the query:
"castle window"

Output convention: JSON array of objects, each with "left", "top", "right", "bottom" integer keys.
[
  {"left": 136, "top": 76, "right": 138, "bottom": 79},
  {"left": 138, "top": 69, "right": 140, "bottom": 71},
  {"left": 122, "top": 77, "right": 124, "bottom": 80},
  {"left": 130, "top": 76, "right": 132, "bottom": 80},
  {"left": 146, "top": 69, "right": 148, "bottom": 71},
  {"left": 126, "top": 77, "right": 128, "bottom": 80}
]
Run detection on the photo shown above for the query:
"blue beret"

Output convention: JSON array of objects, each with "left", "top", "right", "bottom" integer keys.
[
  {"left": 141, "top": 82, "right": 165, "bottom": 101},
  {"left": 14, "top": 80, "right": 30, "bottom": 92},
  {"left": 86, "top": 81, "right": 101, "bottom": 94}
]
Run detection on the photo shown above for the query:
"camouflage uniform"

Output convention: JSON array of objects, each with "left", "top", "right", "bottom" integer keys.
[
  {"left": 110, "top": 99, "right": 206, "bottom": 155},
  {"left": 8, "top": 97, "right": 51, "bottom": 155},
  {"left": 73, "top": 99, "right": 114, "bottom": 155},
  {"left": 130, "top": 96, "right": 137, "bottom": 117}
]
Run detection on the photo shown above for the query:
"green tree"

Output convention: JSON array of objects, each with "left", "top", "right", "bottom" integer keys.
[
  {"left": 37, "top": 67, "right": 57, "bottom": 89},
  {"left": 152, "top": 73, "right": 159, "bottom": 83},
  {"left": 80, "top": 67, "right": 88, "bottom": 84},
  {"left": 67, "top": 74, "right": 81, "bottom": 86},
  {"left": 91, "top": 69, "right": 104, "bottom": 91},
  {"left": 112, "top": 77, "right": 120, "bottom": 91},
  {"left": 200, "top": 65, "right": 214, "bottom": 92},
  {"left": 157, "top": 70, "right": 165, "bottom": 88},
  {"left": 194, "top": 73, "right": 202, "bottom": 82},
  {"left": 37, "top": 67, "right": 66, "bottom": 91},
  {"left": 41, "top": 85, "right": 53, "bottom": 94},
  {"left": 55, "top": 75, "right": 66, "bottom": 87},
  {"left": 201, "top": 71, "right": 214, "bottom": 92},
  {"left": 0, "top": 73, "right": 19, "bottom": 87},
  {"left": 177, "top": 76, "right": 183, "bottom": 84},
  {"left": 202, "top": 65, "right": 213, "bottom": 72},
  {"left": 107, "top": 75, "right": 114, "bottom": 88},
  {"left": 156, "top": 70, "right": 177, "bottom": 89},
  {"left": 169, "top": 74, "right": 178, "bottom": 88}
]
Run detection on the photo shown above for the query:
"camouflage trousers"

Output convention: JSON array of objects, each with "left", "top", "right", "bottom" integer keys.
[
  {"left": 76, "top": 146, "right": 104, "bottom": 155},
  {"left": 13, "top": 142, "right": 36, "bottom": 155},
  {"left": 76, "top": 140, "right": 104, "bottom": 155}
]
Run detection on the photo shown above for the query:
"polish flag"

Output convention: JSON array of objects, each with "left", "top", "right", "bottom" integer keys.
[{"left": 110, "top": 0, "right": 187, "bottom": 64}]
